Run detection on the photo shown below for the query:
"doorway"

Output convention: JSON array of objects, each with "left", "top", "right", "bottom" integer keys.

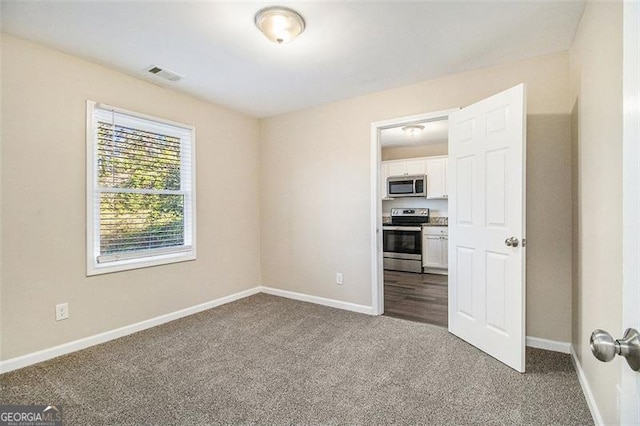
[{"left": 370, "top": 109, "right": 457, "bottom": 327}]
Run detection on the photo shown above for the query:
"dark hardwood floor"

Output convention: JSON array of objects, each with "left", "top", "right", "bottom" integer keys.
[{"left": 383, "top": 270, "right": 448, "bottom": 327}]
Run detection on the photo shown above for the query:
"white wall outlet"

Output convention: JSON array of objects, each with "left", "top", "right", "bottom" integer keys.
[
  {"left": 336, "top": 272, "right": 343, "bottom": 285},
  {"left": 55, "top": 303, "right": 69, "bottom": 321}
]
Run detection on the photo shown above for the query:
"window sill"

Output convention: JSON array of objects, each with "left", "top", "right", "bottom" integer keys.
[{"left": 86, "top": 250, "right": 196, "bottom": 276}]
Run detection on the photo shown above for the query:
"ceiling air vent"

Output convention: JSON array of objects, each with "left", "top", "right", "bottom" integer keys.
[{"left": 146, "top": 66, "right": 183, "bottom": 82}]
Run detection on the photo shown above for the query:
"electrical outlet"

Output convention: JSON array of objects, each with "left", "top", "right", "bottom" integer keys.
[
  {"left": 336, "top": 272, "right": 343, "bottom": 285},
  {"left": 55, "top": 303, "right": 69, "bottom": 321}
]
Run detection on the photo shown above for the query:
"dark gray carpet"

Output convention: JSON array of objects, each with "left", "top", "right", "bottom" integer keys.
[{"left": 1, "top": 293, "right": 593, "bottom": 425}]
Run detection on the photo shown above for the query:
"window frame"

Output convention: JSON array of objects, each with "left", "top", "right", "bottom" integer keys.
[{"left": 86, "top": 100, "right": 197, "bottom": 276}]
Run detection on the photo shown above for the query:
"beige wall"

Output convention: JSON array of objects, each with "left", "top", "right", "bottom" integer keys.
[
  {"left": 1, "top": 35, "right": 261, "bottom": 360},
  {"left": 526, "top": 114, "right": 573, "bottom": 341},
  {"left": 570, "top": 4, "right": 623, "bottom": 424},
  {"left": 260, "top": 52, "right": 573, "bottom": 342},
  {"left": 381, "top": 143, "right": 447, "bottom": 160}
]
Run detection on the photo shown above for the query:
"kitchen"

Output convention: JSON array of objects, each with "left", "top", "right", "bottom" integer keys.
[{"left": 380, "top": 118, "right": 449, "bottom": 327}]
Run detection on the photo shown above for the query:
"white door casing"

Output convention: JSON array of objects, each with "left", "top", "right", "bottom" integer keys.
[
  {"left": 371, "top": 109, "right": 459, "bottom": 315},
  {"left": 448, "top": 84, "right": 527, "bottom": 372},
  {"left": 621, "top": 1, "right": 640, "bottom": 422}
]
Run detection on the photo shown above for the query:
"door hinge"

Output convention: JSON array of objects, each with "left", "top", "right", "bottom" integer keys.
[{"left": 522, "top": 238, "right": 526, "bottom": 247}]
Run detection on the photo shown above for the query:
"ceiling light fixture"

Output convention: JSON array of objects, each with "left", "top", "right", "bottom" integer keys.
[
  {"left": 402, "top": 125, "right": 425, "bottom": 137},
  {"left": 254, "top": 6, "right": 306, "bottom": 44}
]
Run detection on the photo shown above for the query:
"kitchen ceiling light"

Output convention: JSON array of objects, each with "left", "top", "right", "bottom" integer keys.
[
  {"left": 401, "top": 125, "right": 425, "bottom": 137},
  {"left": 255, "top": 6, "right": 306, "bottom": 44}
]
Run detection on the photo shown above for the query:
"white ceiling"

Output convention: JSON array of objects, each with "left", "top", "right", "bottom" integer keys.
[
  {"left": 380, "top": 119, "right": 448, "bottom": 148},
  {"left": 1, "top": 1, "right": 586, "bottom": 118}
]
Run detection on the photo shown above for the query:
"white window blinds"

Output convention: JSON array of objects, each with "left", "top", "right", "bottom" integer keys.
[{"left": 87, "top": 102, "right": 196, "bottom": 274}]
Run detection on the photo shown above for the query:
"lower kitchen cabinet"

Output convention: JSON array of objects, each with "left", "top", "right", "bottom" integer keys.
[{"left": 422, "top": 226, "right": 448, "bottom": 274}]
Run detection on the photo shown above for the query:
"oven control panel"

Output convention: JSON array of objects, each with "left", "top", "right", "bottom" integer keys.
[{"left": 391, "top": 208, "right": 430, "bottom": 217}]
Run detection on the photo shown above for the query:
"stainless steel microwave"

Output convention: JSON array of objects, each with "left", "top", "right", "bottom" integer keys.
[{"left": 387, "top": 175, "right": 426, "bottom": 197}]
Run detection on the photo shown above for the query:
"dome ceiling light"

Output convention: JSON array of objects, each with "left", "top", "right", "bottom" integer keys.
[
  {"left": 402, "top": 125, "right": 425, "bottom": 137},
  {"left": 254, "top": 6, "right": 306, "bottom": 44}
]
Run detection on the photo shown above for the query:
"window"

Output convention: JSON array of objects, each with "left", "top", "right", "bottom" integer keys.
[{"left": 87, "top": 101, "right": 196, "bottom": 275}]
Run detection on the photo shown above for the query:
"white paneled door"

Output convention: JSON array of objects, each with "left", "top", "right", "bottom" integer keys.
[{"left": 448, "top": 84, "right": 527, "bottom": 372}]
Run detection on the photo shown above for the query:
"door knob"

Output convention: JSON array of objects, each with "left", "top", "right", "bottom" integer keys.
[
  {"left": 505, "top": 237, "right": 519, "bottom": 247},
  {"left": 590, "top": 328, "right": 640, "bottom": 371}
]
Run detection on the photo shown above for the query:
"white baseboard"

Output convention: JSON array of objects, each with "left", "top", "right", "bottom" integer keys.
[
  {"left": 570, "top": 345, "right": 603, "bottom": 425},
  {"left": 0, "top": 285, "right": 572, "bottom": 376},
  {"left": 0, "top": 287, "right": 261, "bottom": 374},
  {"left": 525, "top": 336, "right": 571, "bottom": 354},
  {"left": 259, "top": 286, "right": 376, "bottom": 315}
]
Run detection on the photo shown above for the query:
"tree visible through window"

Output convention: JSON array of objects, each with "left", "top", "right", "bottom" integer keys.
[
  {"left": 98, "top": 123, "right": 184, "bottom": 254},
  {"left": 87, "top": 102, "right": 195, "bottom": 275}
]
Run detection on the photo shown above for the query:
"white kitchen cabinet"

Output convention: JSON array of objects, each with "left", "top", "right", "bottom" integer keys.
[
  {"left": 385, "top": 158, "right": 427, "bottom": 177},
  {"left": 387, "top": 161, "right": 406, "bottom": 177},
  {"left": 405, "top": 158, "right": 427, "bottom": 175},
  {"left": 425, "top": 157, "right": 448, "bottom": 199},
  {"left": 422, "top": 226, "right": 448, "bottom": 274},
  {"left": 380, "top": 162, "right": 390, "bottom": 199}
]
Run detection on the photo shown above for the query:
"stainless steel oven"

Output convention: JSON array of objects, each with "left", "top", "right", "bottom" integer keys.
[
  {"left": 383, "top": 225, "right": 423, "bottom": 273},
  {"left": 383, "top": 208, "right": 429, "bottom": 273}
]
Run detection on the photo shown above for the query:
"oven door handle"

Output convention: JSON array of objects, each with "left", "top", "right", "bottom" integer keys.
[{"left": 382, "top": 226, "right": 422, "bottom": 232}]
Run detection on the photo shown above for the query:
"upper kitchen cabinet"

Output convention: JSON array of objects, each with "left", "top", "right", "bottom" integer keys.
[
  {"left": 386, "top": 158, "right": 427, "bottom": 177},
  {"left": 380, "top": 162, "right": 390, "bottom": 199},
  {"left": 426, "top": 156, "right": 448, "bottom": 199}
]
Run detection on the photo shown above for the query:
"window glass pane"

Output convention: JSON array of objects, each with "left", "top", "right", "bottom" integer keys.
[
  {"left": 100, "top": 193, "right": 184, "bottom": 255},
  {"left": 97, "top": 122, "right": 181, "bottom": 190}
]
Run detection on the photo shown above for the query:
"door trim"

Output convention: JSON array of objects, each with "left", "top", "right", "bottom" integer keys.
[
  {"left": 370, "top": 108, "right": 459, "bottom": 315},
  {"left": 621, "top": 1, "right": 640, "bottom": 422}
]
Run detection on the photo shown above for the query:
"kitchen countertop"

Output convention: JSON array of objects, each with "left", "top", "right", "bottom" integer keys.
[{"left": 381, "top": 222, "right": 448, "bottom": 227}]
